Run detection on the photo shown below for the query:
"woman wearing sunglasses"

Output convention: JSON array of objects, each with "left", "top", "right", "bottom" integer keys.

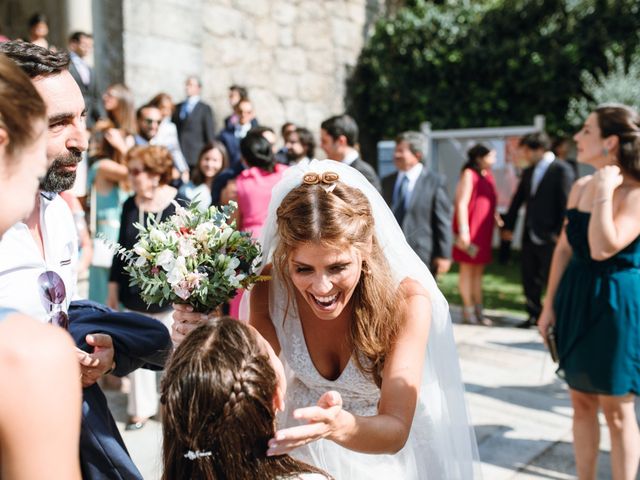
[
  {"left": 0, "top": 54, "right": 81, "bottom": 479},
  {"left": 108, "top": 145, "right": 188, "bottom": 430}
]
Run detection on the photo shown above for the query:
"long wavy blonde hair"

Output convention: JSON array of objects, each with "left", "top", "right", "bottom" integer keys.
[{"left": 273, "top": 182, "right": 402, "bottom": 387}]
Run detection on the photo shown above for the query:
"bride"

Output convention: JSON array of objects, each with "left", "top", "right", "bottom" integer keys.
[{"left": 173, "top": 159, "right": 480, "bottom": 479}]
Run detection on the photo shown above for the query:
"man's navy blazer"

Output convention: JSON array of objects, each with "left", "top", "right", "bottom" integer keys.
[{"left": 69, "top": 300, "right": 172, "bottom": 479}]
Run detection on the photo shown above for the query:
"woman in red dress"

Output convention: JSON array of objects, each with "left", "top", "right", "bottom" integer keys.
[{"left": 453, "top": 144, "right": 499, "bottom": 325}]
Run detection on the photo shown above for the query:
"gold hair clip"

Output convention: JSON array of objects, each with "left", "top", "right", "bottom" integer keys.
[
  {"left": 303, "top": 173, "right": 320, "bottom": 185},
  {"left": 302, "top": 171, "right": 339, "bottom": 192}
]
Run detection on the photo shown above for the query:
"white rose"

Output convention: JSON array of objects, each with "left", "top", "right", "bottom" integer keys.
[
  {"left": 156, "top": 250, "right": 176, "bottom": 272},
  {"left": 135, "top": 255, "right": 148, "bottom": 267},
  {"left": 178, "top": 237, "right": 198, "bottom": 257},
  {"left": 167, "top": 256, "right": 187, "bottom": 285},
  {"left": 133, "top": 243, "right": 150, "bottom": 259},
  {"left": 149, "top": 228, "right": 168, "bottom": 244},
  {"left": 219, "top": 227, "right": 233, "bottom": 243},
  {"left": 195, "top": 222, "right": 213, "bottom": 242}
]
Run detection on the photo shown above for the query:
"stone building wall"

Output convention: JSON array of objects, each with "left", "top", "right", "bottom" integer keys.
[{"left": 122, "top": 0, "right": 386, "bottom": 138}]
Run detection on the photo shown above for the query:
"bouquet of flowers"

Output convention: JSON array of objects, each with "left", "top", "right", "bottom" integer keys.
[{"left": 116, "top": 201, "right": 263, "bottom": 312}]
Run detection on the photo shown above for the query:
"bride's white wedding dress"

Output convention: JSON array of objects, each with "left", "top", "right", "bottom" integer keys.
[
  {"left": 270, "top": 275, "right": 422, "bottom": 478},
  {"left": 244, "top": 159, "right": 481, "bottom": 479}
]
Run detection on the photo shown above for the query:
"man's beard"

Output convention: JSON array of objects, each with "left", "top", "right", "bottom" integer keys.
[{"left": 39, "top": 151, "right": 82, "bottom": 193}]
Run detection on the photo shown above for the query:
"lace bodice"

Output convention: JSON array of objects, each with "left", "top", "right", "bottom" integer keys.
[{"left": 269, "top": 277, "right": 380, "bottom": 419}]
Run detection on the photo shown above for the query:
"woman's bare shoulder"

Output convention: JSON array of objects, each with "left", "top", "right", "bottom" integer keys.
[
  {"left": 399, "top": 277, "right": 431, "bottom": 300},
  {"left": 567, "top": 174, "right": 593, "bottom": 208}
]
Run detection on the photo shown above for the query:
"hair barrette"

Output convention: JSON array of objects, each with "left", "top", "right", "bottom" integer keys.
[
  {"left": 302, "top": 171, "right": 340, "bottom": 192},
  {"left": 184, "top": 450, "right": 212, "bottom": 460}
]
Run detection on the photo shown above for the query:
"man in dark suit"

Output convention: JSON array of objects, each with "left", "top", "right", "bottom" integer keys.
[
  {"left": 382, "top": 131, "right": 453, "bottom": 277},
  {"left": 173, "top": 75, "right": 216, "bottom": 168},
  {"left": 502, "top": 132, "right": 575, "bottom": 328},
  {"left": 320, "top": 114, "right": 381, "bottom": 192},
  {"left": 67, "top": 31, "right": 104, "bottom": 129},
  {"left": 218, "top": 97, "right": 259, "bottom": 171}
]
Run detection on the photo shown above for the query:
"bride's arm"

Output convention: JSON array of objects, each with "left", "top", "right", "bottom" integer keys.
[
  {"left": 267, "top": 279, "right": 430, "bottom": 455},
  {"left": 248, "top": 269, "right": 281, "bottom": 355}
]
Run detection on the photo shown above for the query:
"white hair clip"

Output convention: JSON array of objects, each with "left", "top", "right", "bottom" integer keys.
[{"left": 184, "top": 450, "right": 212, "bottom": 460}]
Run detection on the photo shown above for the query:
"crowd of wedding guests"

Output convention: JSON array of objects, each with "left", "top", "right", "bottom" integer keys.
[{"left": 1, "top": 16, "right": 640, "bottom": 480}]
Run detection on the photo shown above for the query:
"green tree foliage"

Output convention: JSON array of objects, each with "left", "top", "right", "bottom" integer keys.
[
  {"left": 567, "top": 48, "right": 640, "bottom": 125},
  {"left": 347, "top": 0, "right": 640, "bottom": 159}
]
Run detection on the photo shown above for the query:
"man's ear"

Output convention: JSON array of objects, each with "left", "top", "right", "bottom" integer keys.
[{"left": 337, "top": 134, "right": 349, "bottom": 147}]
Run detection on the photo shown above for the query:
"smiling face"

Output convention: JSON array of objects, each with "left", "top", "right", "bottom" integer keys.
[
  {"left": 288, "top": 242, "right": 363, "bottom": 321},
  {"left": 33, "top": 70, "right": 88, "bottom": 192},
  {"left": 198, "top": 147, "right": 224, "bottom": 179}
]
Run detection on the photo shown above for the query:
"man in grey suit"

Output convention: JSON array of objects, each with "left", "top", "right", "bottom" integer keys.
[
  {"left": 67, "top": 31, "right": 104, "bottom": 129},
  {"left": 173, "top": 75, "right": 216, "bottom": 168},
  {"left": 382, "top": 131, "right": 453, "bottom": 277},
  {"left": 320, "top": 114, "right": 381, "bottom": 192}
]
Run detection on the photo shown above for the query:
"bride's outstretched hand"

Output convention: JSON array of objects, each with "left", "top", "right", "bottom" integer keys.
[{"left": 267, "top": 390, "right": 344, "bottom": 456}]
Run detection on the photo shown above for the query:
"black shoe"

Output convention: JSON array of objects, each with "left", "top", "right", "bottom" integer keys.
[{"left": 516, "top": 318, "right": 536, "bottom": 329}]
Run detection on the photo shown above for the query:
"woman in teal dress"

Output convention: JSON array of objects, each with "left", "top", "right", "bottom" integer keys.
[
  {"left": 539, "top": 104, "right": 640, "bottom": 480},
  {"left": 87, "top": 83, "right": 136, "bottom": 303}
]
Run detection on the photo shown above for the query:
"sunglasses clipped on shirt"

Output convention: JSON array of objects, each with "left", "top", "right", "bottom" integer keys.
[{"left": 38, "top": 270, "right": 69, "bottom": 330}]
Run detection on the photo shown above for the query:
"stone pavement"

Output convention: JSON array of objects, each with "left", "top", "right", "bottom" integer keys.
[{"left": 105, "top": 307, "right": 630, "bottom": 479}]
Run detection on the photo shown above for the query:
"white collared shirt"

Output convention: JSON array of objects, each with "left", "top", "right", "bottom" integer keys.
[
  {"left": 70, "top": 51, "right": 91, "bottom": 85},
  {"left": 531, "top": 151, "right": 555, "bottom": 196},
  {"left": 342, "top": 149, "right": 359, "bottom": 166},
  {"left": 0, "top": 193, "right": 78, "bottom": 322},
  {"left": 394, "top": 162, "right": 424, "bottom": 208}
]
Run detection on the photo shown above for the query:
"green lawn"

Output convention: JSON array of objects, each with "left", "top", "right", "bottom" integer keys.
[{"left": 438, "top": 250, "right": 526, "bottom": 316}]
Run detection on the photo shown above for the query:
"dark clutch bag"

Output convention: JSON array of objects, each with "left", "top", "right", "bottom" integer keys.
[{"left": 546, "top": 325, "right": 559, "bottom": 363}]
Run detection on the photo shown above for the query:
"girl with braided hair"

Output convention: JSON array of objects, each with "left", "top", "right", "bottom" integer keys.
[{"left": 161, "top": 317, "right": 329, "bottom": 480}]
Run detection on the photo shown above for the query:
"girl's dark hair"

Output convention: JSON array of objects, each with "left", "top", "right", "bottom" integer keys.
[
  {"left": 192, "top": 141, "right": 229, "bottom": 186},
  {"left": 240, "top": 129, "right": 276, "bottom": 172},
  {"left": 462, "top": 143, "right": 491, "bottom": 174},
  {"left": 160, "top": 318, "right": 329, "bottom": 480},
  {"left": 595, "top": 103, "right": 640, "bottom": 181}
]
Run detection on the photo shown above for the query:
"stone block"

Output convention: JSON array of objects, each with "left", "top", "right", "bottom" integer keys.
[
  {"left": 283, "top": 99, "right": 307, "bottom": 126},
  {"left": 272, "top": 1, "right": 297, "bottom": 25},
  {"left": 298, "top": 1, "right": 327, "bottom": 20},
  {"left": 123, "top": 0, "right": 152, "bottom": 35},
  {"left": 150, "top": 1, "right": 203, "bottom": 44},
  {"left": 307, "top": 47, "right": 336, "bottom": 75},
  {"left": 255, "top": 21, "right": 279, "bottom": 48},
  {"left": 234, "top": 0, "right": 270, "bottom": 17},
  {"left": 347, "top": 1, "right": 367, "bottom": 25},
  {"left": 294, "top": 21, "right": 331, "bottom": 51},
  {"left": 298, "top": 72, "right": 329, "bottom": 102},
  {"left": 279, "top": 27, "right": 294, "bottom": 47},
  {"left": 271, "top": 71, "right": 298, "bottom": 99},
  {"left": 275, "top": 48, "right": 307, "bottom": 74},
  {"left": 203, "top": 4, "right": 243, "bottom": 37},
  {"left": 331, "top": 17, "right": 359, "bottom": 49},
  {"left": 251, "top": 89, "right": 285, "bottom": 129}
]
